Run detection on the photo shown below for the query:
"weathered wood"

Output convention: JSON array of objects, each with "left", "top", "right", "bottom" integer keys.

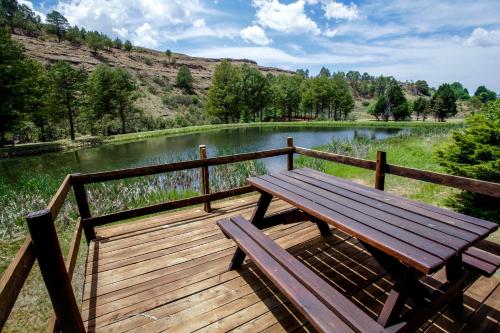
[
  {"left": 46, "top": 219, "right": 83, "bottom": 333},
  {"left": 386, "top": 164, "right": 500, "bottom": 198},
  {"left": 26, "top": 209, "right": 85, "bottom": 333},
  {"left": 375, "top": 151, "right": 387, "bottom": 191},
  {"left": 47, "top": 174, "right": 72, "bottom": 220},
  {"left": 199, "top": 145, "right": 211, "bottom": 213},
  {"left": 287, "top": 137, "right": 294, "bottom": 171},
  {"left": 72, "top": 147, "right": 293, "bottom": 184},
  {"left": 72, "top": 175, "right": 95, "bottom": 242},
  {"left": 84, "top": 185, "right": 255, "bottom": 227},
  {"left": 0, "top": 237, "right": 35, "bottom": 330},
  {"left": 295, "top": 146, "right": 377, "bottom": 170}
]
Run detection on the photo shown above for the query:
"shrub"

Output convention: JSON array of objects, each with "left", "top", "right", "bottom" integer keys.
[
  {"left": 362, "top": 101, "right": 370, "bottom": 107},
  {"left": 436, "top": 99, "right": 500, "bottom": 222},
  {"left": 144, "top": 57, "right": 153, "bottom": 66}
]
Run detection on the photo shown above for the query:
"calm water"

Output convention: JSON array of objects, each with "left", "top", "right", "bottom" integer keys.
[{"left": 0, "top": 126, "right": 407, "bottom": 182}]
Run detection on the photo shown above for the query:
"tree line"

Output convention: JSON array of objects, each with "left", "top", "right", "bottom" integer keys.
[{"left": 206, "top": 61, "right": 356, "bottom": 123}]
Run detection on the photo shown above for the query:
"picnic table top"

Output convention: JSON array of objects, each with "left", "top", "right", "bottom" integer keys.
[{"left": 247, "top": 168, "right": 498, "bottom": 274}]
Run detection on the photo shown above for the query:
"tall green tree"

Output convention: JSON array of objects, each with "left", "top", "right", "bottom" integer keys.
[
  {"left": 0, "top": 29, "right": 35, "bottom": 144},
  {"left": 450, "top": 82, "right": 470, "bottom": 100},
  {"left": 413, "top": 97, "right": 429, "bottom": 121},
  {"left": 240, "top": 64, "right": 270, "bottom": 122},
  {"left": 414, "top": 80, "right": 430, "bottom": 96},
  {"left": 47, "top": 61, "right": 87, "bottom": 140},
  {"left": 165, "top": 49, "right": 172, "bottom": 62},
  {"left": 176, "top": 65, "right": 194, "bottom": 93},
  {"left": 124, "top": 40, "right": 132, "bottom": 52},
  {"left": 86, "top": 31, "right": 103, "bottom": 55},
  {"left": 110, "top": 68, "right": 138, "bottom": 133},
  {"left": 330, "top": 74, "right": 354, "bottom": 120},
  {"left": 387, "top": 84, "right": 410, "bottom": 121},
  {"left": 474, "top": 85, "right": 497, "bottom": 103},
  {"left": 45, "top": 10, "right": 69, "bottom": 42},
  {"left": 206, "top": 60, "right": 240, "bottom": 123},
  {"left": 369, "top": 96, "right": 388, "bottom": 121},
  {"left": 0, "top": 0, "right": 18, "bottom": 32},
  {"left": 436, "top": 100, "right": 500, "bottom": 222},
  {"left": 431, "top": 83, "right": 457, "bottom": 122}
]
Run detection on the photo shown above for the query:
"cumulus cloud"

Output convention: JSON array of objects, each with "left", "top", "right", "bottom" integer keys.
[
  {"left": 240, "top": 25, "right": 272, "bottom": 45},
  {"left": 465, "top": 27, "right": 500, "bottom": 47},
  {"left": 322, "top": 1, "right": 361, "bottom": 21},
  {"left": 323, "top": 28, "right": 337, "bottom": 37},
  {"left": 252, "top": 0, "right": 320, "bottom": 35},
  {"left": 133, "top": 23, "right": 159, "bottom": 48}
]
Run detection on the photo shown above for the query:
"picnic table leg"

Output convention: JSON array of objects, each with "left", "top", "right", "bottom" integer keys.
[
  {"left": 228, "top": 192, "right": 273, "bottom": 270},
  {"left": 446, "top": 256, "right": 464, "bottom": 315},
  {"left": 304, "top": 214, "right": 332, "bottom": 236}
]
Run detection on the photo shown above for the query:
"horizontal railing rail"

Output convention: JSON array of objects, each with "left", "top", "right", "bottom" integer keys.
[{"left": 1, "top": 136, "right": 499, "bottom": 332}]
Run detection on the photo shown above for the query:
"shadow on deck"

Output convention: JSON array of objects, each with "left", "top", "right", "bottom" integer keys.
[{"left": 82, "top": 196, "right": 500, "bottom": 333}]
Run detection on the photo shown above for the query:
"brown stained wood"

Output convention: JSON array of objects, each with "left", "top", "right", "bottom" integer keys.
[
  {"left": 78, "top": 198, "right": 500, "bottom": 333},
  {"left": 295, "top": 147, "right": 376, "bottom": 170},
  {"left": 287, "top": 137, "right": 294, "bottom": 171},
  {"left": 84, "top": 185, "right": 254, "bottom": 227},
  {"left": 386, "top": 164, "right": 500, "bottom": 198},
  {"left": 248, "top": 175, "right": 443, "bottom": 273},
  {"left": 73, "top": 176, "right": 95, "bottom": 243},
  {"left": 0, "top": 237, "right": 35, "bottom": 330},
  {"left": 375, "top": 151, "right": 387, "bottom": 191},
  {"left": 47, "top": 174, "right": 72, "bottom": 220},
  {"left": 199, "top": 145, "right": 212, "bottom": 212},
  {"left": 26, "top": 209, "right": 85, "bottom": 333},
  {"left": 72, "top": 147, "right": 293, "bottom": 184}
]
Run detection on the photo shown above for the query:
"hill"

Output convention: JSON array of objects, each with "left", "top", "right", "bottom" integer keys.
[{"left": 14, "top": 34, "right": 292, "bottom": 119}]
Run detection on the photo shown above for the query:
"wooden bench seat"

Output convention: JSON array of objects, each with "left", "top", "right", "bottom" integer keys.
[
  {"left": 463, "top": 246, "right": 500, "bottom": 277},
  {"left": 218, "top": 215, "right": 403, "bottom": 333}
]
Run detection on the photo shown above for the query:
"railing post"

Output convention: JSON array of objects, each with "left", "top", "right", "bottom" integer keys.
[
  {"left": 72, "top": 174, "right": 95, "bottom": 243},
  {"left": 199, "top": 145, "right": 211, "bottom": 212},
  {"left": 375, "top": 151, "right": 387, "bottom": 191},
  {"left": 287, "top": 137, "right": 294, "bottom": 171},
  {"left": 26, "top": 209, "right": 86, "bottom": 333}
]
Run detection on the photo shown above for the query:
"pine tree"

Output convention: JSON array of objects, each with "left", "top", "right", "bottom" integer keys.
[
  {"left": 45, "top": 11, "right": 69, "bottom": 42},
  {"left": 176, "top": 65, "right": 194, "bottom": 92}
]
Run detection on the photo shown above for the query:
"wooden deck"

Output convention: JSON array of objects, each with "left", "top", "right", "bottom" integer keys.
[{"left": 82, "top": 195, "right": 500, "bottom": 333}]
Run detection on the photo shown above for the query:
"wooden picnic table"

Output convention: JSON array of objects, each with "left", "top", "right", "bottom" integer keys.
[{"left": 234, "top": 167, "right": 498, "bottom": 328}]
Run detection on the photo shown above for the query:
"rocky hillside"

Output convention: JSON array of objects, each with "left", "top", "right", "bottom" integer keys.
[{"left": 14, "top": 34, "right": 292, "bottom": 118}]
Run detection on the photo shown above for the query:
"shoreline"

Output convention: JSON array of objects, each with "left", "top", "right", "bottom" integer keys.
[{"left": 0, "top": 120, "right": 463, "bottom": 159}]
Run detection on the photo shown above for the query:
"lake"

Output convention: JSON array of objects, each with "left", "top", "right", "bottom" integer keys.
[{"left": 0, "top": 126, "right": 407, "bottom": 182}]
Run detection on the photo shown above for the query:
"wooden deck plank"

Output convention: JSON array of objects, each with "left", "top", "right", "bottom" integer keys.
[{"left": 81, "top": 195, "right": 500, "bottom": 333}]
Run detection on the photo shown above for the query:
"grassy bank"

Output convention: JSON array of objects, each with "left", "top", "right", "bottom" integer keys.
[{"left": 1, "top": 120, "right": 462, "bottom": 158}]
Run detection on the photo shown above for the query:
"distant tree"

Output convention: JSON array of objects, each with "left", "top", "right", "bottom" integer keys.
[
  {"left": 474, "top": 85, "right": 496, "bottom": 103},
  {"left": 0, "top": 29, "right": 35, "bottom": 144},
  {"left": 0, "top": 0, "right": 18, "bottom": 32},
  {"left": 102, "top": 35, "right": 113, "bottom": 50},
  {"left": 86, "top": 31, "right": 103, "bottom": 55},
  {"left": 369, "top": 96, "right": 389, "bottom": 121},
  {"left": 45, "top": 11, "right": 69, "bottom": 42},
  {"left": 436, "top": 99, "right": 500, "bottom": 222},
  {"left": 27, "top": 60, "right": 51, "bottom": 141},
  {"left": 296, "top": 68, "right": 309, "bottom": 78},
  {"left": 319, "top": 66, "right": 331, "bottom": 78},
  {"left": 47, "top": 61, "right": 87, "bottom": 140},
  {"left": 124, "top": 40, "right": 132, "bottom": 52},
  {"left": 110, "top": 68, "right": 138, "bottom": 133},
  {"left": 387, "top": 84, "right": 410, "bottom": 121},
  {"left": 13, "top": 3, "right": 41, "bottom": 36},
  {"left": 469, "top": 96, "right": 483, "bottom": 113},
  {"left": 414, "top": 80, "right": 430, "bottom": 96},
  {"left": 176, "top": 65, "right": 194, "bottom": 92},
  {"left": 330, "top": 74, "right": 354, "bottom": 120},
  {"left": 165, "top": 49, "right": 172, "bottom": 62},
  {"left": 171, "top": 56, "right": 177, "bottom": 66},
  {"left": 240, "top": 64, "right": 270, "bottom": 122},
  {"left": 450, "top": 82, "right": 470, "bottom": 100},
  {"left": 413, "top": 97, "right": 429, "bottom": 121},
  {"left": 206, "top": 60, "right": 240, "bottom": 123},
  {"left": 113, "top": 38, "right": 122, "bottom": 49},
  {"left": 431, "top": 83, "right": 457, "bottom": 122},
  {"left": 65, "top": 26, "right": 83, "bottom": 45}
]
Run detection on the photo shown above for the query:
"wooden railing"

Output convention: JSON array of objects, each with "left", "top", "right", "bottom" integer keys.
[{"left": 1, "top": 137, "right": 499, "bottom": 332}]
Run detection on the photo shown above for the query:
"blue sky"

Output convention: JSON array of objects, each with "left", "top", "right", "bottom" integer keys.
[{"left": 24, "top": 0, "right": 500, "bottom": 92}]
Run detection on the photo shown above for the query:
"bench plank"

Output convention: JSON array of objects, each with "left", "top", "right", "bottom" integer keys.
[
  {"left": 463, "top": 247, "right": 500, "bottom": 277},
  {"left": 218, "top": 218, "right": 357, "bottom": 333}
]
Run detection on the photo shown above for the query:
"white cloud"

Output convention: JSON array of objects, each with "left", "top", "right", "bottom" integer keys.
[
  {"left": 240, "top": 25, "right": 272, "bottom": 45},
  {"left": 133, "top": 23, "right": 159, "bottom": 48},
  {"left": 193, "top": 19, "right": 206, "bottom": 28},
  {"left": 322, "top": 1, "right": 361, "bottom": 21},
  {"left": 323, "top": 28, "right": 337, "bottom": 37},
  {"left": 112, "top": 27, "right": 129, "bottom": 39},
  {"left": 252, "top": 0, "right": 320, "bottom": 35},
  {"left": 465, "top": 28, "right": 500, "bottom": 47}
]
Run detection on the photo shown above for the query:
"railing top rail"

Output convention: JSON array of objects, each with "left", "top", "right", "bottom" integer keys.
[{"left": 72, "top": 147, "right": 293, "bottom": 184}]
